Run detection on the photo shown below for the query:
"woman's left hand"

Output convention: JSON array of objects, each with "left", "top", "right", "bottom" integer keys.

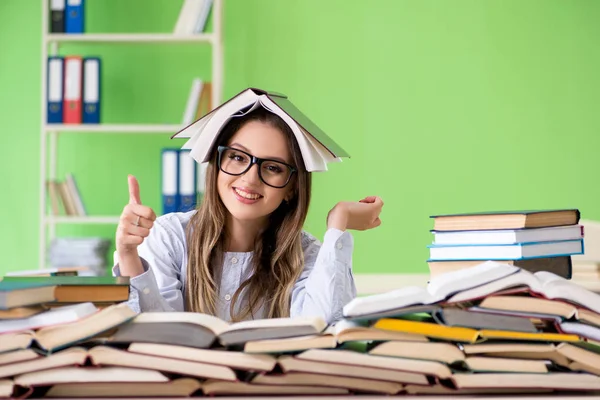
[{"left": 327, "top": 196, "right": 384, "bottom": 231}]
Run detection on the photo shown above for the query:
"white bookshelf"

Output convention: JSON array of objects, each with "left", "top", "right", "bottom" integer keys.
[
  {"left": 45, "top": 216, "right": 121, "bottom": 224},
  {"left": 45, "top": 124, "right": 184, "bottom": 133},
  {"left": 46, "top": 33, "right": 215, "bottom": 43},
  {"left": 39, "top": 0, "right": 224, "bottom": 269}
]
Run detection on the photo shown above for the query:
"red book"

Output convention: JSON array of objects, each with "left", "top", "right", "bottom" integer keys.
[{"left": 63, "top": 56, "right": 82, "bottom": 124}]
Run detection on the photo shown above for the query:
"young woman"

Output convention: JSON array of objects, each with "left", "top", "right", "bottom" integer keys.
[{"left": 113, "top": 107, "right": 383, "bottom": 323}]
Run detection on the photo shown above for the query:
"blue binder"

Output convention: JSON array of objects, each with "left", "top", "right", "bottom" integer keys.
[
  {"left": 82, "top": 57, "right": 100, "bottom": 124},
  {"left": 47, "top": 56, "right": 64, "bottom": 123},
  {"left": 161, "top": 149, "right": 179, "bottom": 215},
  {"left": 65, "top": 0, "right": 84, "bottom": 34},
  {"left": 178, "top": 149, "right": 198, "bottom": 212}
]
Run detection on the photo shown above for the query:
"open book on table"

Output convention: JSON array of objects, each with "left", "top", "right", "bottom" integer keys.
[
  {"left": 108, "top": 312, "right": 328, "bottom": 348},
  {"left": 342, "top": 261, "right": 520, "bottom": 320}
]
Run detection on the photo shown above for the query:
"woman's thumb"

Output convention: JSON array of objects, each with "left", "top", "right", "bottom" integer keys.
[{"left": 128, "top": 175, "right": 142, "bottom": 205}]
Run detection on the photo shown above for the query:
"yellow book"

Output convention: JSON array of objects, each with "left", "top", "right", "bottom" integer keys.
[
  {"left": 374, "top": 319, "right": 480, "bottom": 343},
  {"left": 374, "top": 319, "right": 580, "bottom": 343}
]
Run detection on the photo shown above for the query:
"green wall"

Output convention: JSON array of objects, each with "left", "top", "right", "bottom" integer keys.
[{"left": 1, "top": 0, "right": 599, "bottom": 277}]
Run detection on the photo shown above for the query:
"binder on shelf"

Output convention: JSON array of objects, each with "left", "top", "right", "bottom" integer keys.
[
  {"left": 178, "top": 149, "right": 197, "bottom": 212},
  {"left": 161, "top": 149, "right": 179, "bottom": 215},
  {"left": 83, "top": 57, "right": 101, "bottom": 124},
  {"left": 63, "top": 56, "right": 82, "bottom": 124},
  {"left": 65, "top": 0, "right": 84, "bottom": 34},
  {"left": 193, "top": 0, "right": 213, "bottom": 33},
  {"left": 47, "top": 56, "right": 64, "bottom": 123},
  {"left": 50, "top": 0, "right": 65, "bottom": 33}
]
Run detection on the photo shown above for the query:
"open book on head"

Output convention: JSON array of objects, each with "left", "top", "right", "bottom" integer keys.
[
  {"left": 342, "top": 261, "right": 520, "bottom": 320},
  {"left": 171, "top": 88, "right": 349, "bottom": 172}
]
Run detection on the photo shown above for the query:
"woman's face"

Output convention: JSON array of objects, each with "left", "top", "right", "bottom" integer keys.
[{"left": 217, "top": 120, "right": 294, "bottom": 226}]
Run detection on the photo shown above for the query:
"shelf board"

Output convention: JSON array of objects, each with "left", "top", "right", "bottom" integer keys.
[
  {"left": 45, "top": 124, "right": 184, "bottom": 133},
  {"left": 45, "top": 216, "right": 121, "bottom": 224},
  {"left": 46, "top": 33, "right": 214, "bottom": 44}
]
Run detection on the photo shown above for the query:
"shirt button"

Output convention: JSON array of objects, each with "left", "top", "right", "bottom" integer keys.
[
  {"left": 225, "top": 294, "right": 231, "bottom": 301},
  {"left": 336, "top": 242, "right": 343, "bottom": 250},
  {"left": 142, "top": 287, "right": 150, "bottom": 295},
  {"left": 231, "top": 257, "right": 238, "bottom": 264}
]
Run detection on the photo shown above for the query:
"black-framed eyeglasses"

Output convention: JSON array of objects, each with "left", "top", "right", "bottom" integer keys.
[{"left": 217, "top": 146, "right": 297, "bottom": 188}]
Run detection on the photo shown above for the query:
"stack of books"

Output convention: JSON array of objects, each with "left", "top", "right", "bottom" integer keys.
[
  {"left": 1, "top": 262, "right": 600, "bottom": 397},
  {"left": 427, "top": 209, "right": 584, "bottom": 279},
  {"left": 48, "top": 237, "right": 111, "bottom": 276}
]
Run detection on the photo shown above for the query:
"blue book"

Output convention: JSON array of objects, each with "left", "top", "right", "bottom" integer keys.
[
  {"left": 427, "top": 239, "right": 584, "bottom": 261},
  {"left": 178, "top": 149, "right": 197, "bottom": 212},
  {"left": 47, "top": 56, "right": 64, "bottom": 123},
  {"left": 82, "top": 57, "right": 100, "bottom": 123},
  {"left": 161, "top": 149, "right": 179, "bottom": 214},
  {"left": 65, "top": 0, "right": 84, "bottom": 34}
]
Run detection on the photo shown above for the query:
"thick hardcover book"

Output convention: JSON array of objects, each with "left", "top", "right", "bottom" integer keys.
[{"left": 431, "top": 209, "right": 580, "bottom": 231}]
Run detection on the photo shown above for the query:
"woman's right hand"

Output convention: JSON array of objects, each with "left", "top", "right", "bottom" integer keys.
[{"left": 116, "top": 175, "right": 157, "bottom": 257}]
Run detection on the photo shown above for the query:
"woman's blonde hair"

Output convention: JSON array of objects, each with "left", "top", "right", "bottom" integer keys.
[{"left": 184, "top": 108, "right": 311, "bottom": 321}]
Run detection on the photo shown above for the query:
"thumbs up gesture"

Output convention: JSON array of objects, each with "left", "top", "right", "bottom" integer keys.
[{"left": 116, "top": 175, "right": 157, "bottom": 256}]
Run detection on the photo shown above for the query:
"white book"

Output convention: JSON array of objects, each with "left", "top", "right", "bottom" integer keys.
[
  {"left": 193, "top": 0, "right": 213, "bottom": 33},
  {"left": 173, "top": 88, "right": 349, "bottom": 172},
  {"left": 0, "top": 303, "right": 97, "bottom": 334},
  {"left": 428, "top": 239, "right": 583, "bottom": 261},
  {"left": 174, "top": 0, "right": 206, "bottom": 34},
  {"left": 182, "top": 79, "right": 203, "bottom": 125},
  {"left": 432, "top": 225, "right": 584, "bottom": 245}
]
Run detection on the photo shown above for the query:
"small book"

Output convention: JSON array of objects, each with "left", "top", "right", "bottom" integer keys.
[
  {"left": 342, "top": 261, "right": 520, "bottom": 319},
  {"left": 110, "top": 312, "right": 327, "bottom": 347},
  {"left": 171, "top": 88, "right": 349, "bottom": 172},
  {"left": 462, "top": 342, "right": 570, "bottom": 367},
  {"left": 14, "top": 366, "right": 170, "bottom": 387},
  {"left": 431, "top": 209, "right": 580, "bottom": 231}
]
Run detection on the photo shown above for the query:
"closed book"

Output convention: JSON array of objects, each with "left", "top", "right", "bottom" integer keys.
[
  {"left": 428, "top": 256, "right": 572, "bottom": 279},
  {"left": 65, "top": 0, "right": 84, "bottom": 33},
  {"left": 431, "top": 209, "right": 580, "bottom": 231},
  {"left": 427, "top": 239, "right": 583, "bottom": 261},
  {"left": 0, "top": 281, "right": 56, "bottom": 310},
  {"left": 0, "top": 276, "right": 129, "bottom": 303},
  {"left": 432, "top": 225, "right": 584, "bottom": 245},
  {"left": 50, "top": 0, "right": 65, "bottom": 32}
]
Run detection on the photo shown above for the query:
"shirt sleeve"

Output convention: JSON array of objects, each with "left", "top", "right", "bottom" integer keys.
[
  {"left": 290, "top": 229, "right": 356, "bottom": 323},
  {"left": 112, "top": 214, "right": 187, "bottom": 313}
]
